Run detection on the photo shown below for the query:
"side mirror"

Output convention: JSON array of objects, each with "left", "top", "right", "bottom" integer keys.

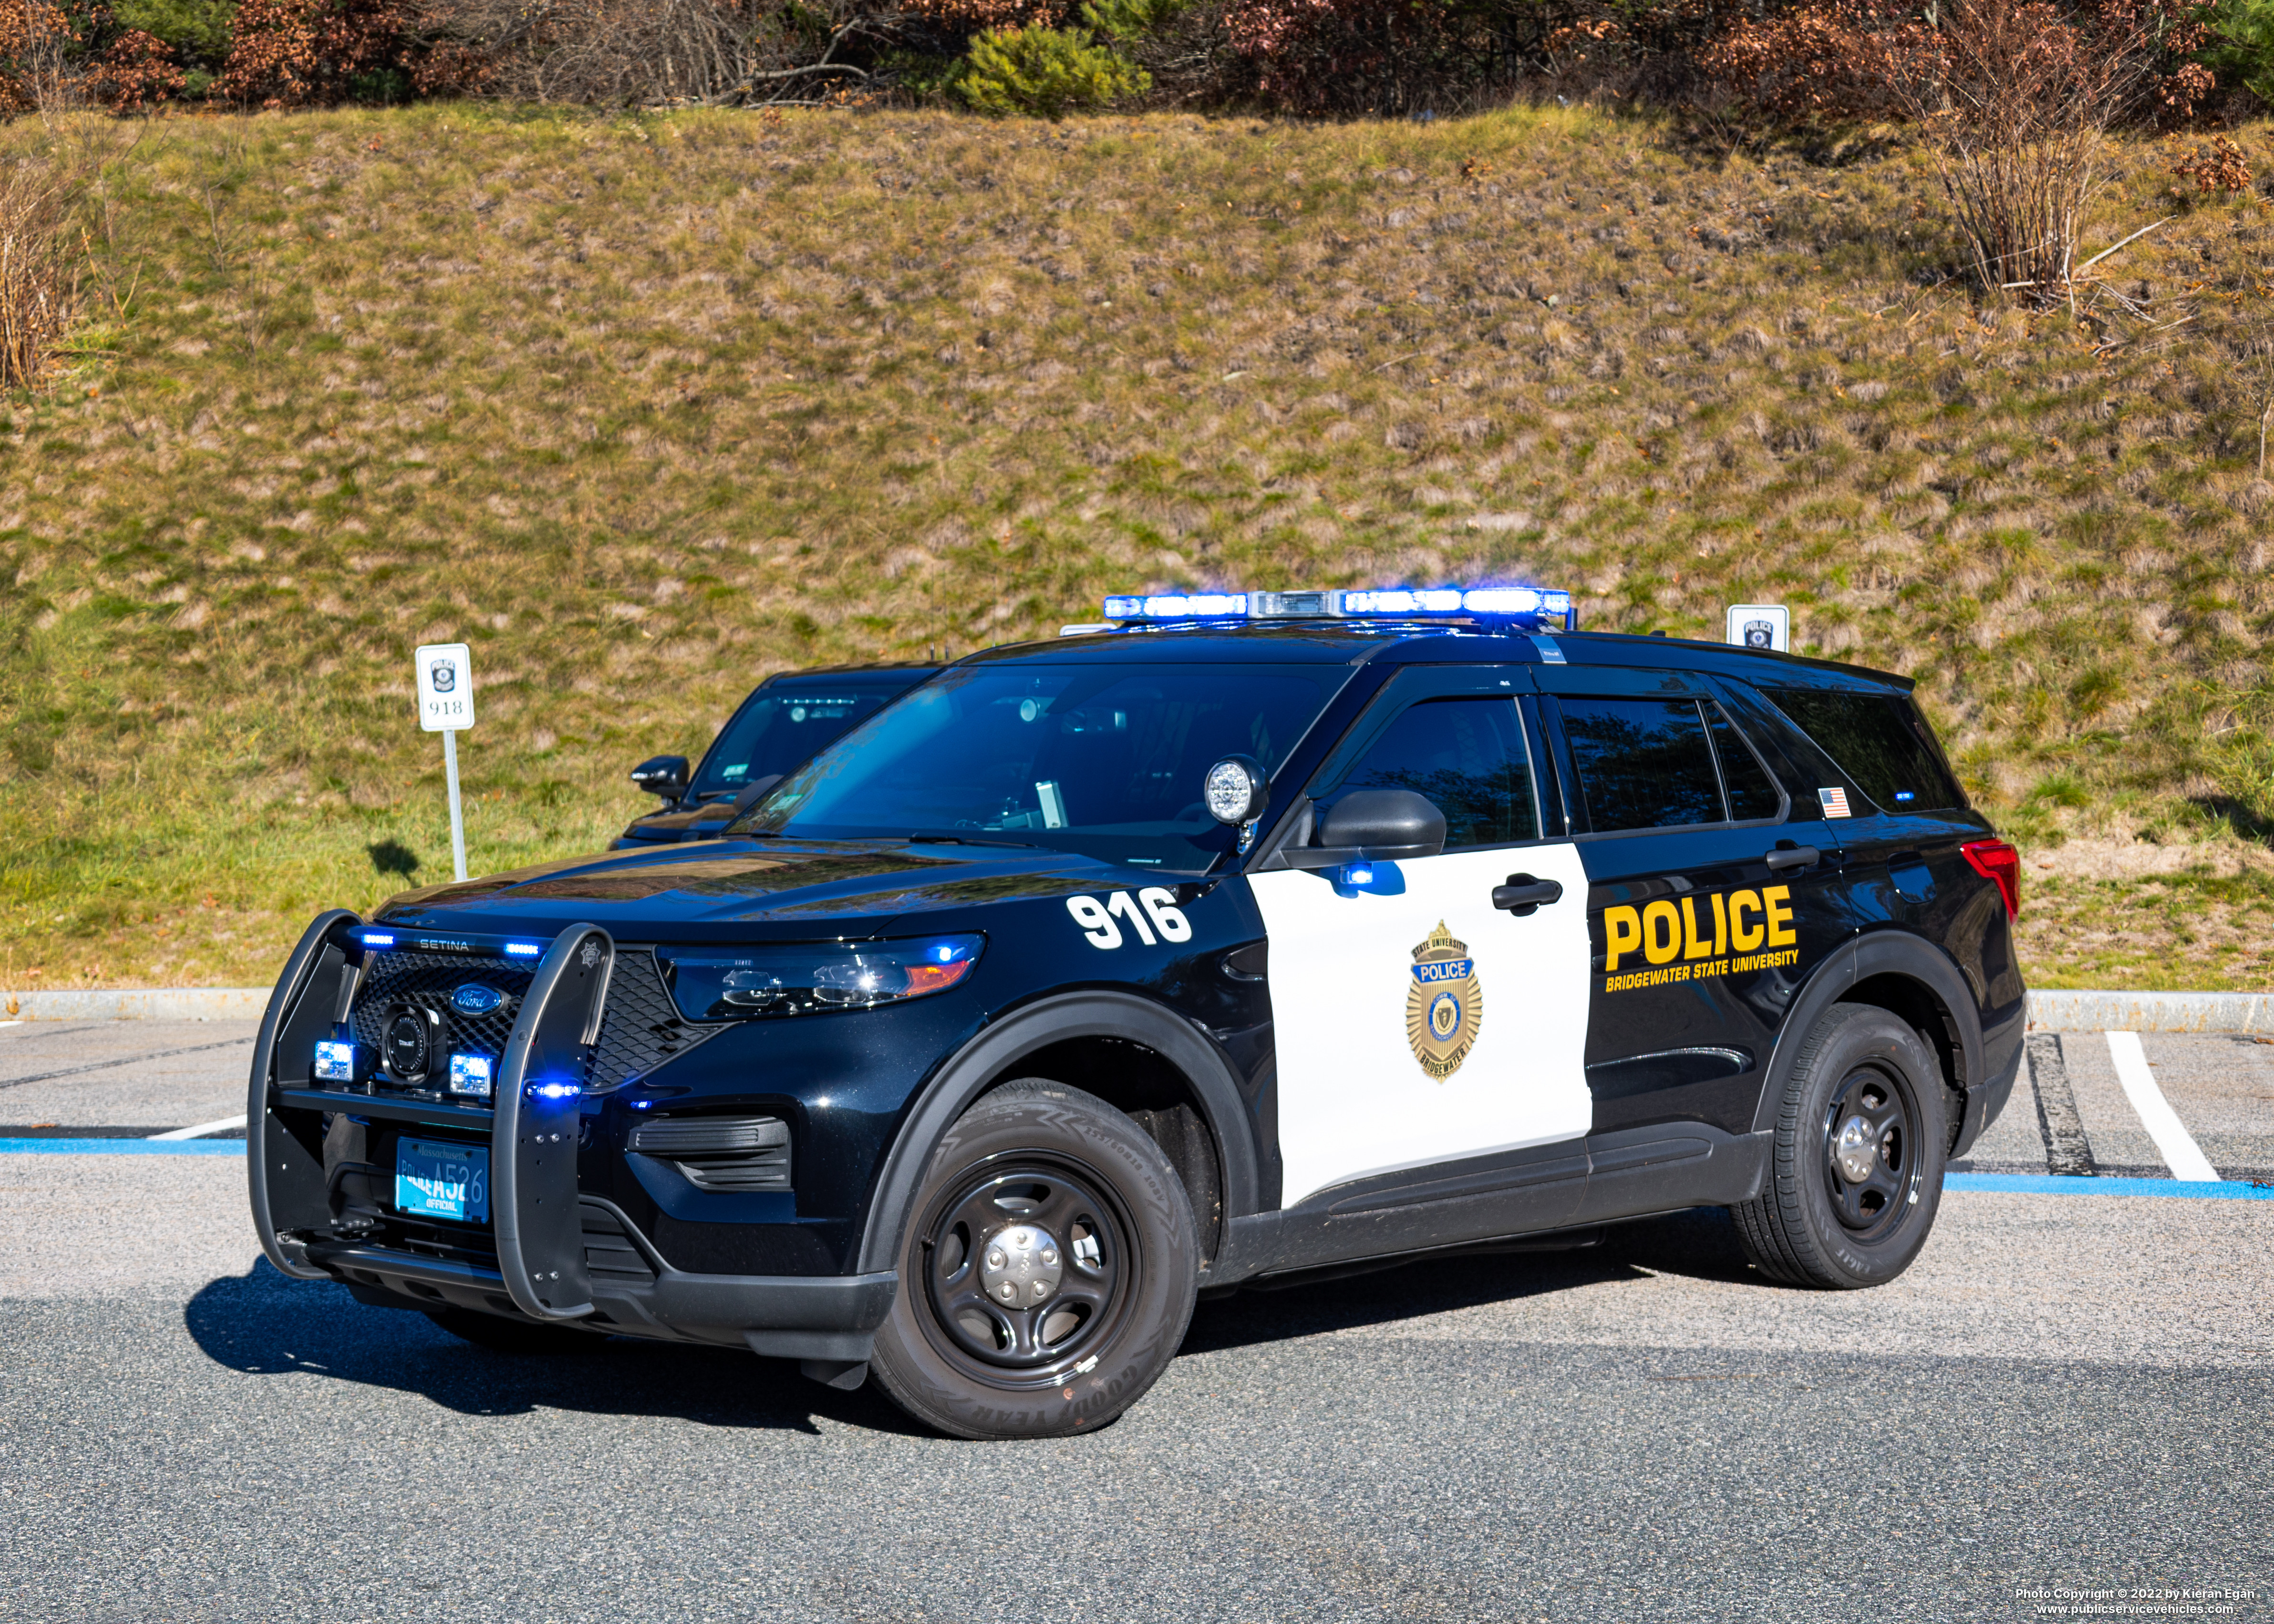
[
  {"left": 1202, "top": 755, "right": 1268, "bottom": 825},
  {"left": 630, "top": 755, "right": 690, "bottom": 802},
  {"left": 1316, "top": 789, "right": 1446, "bottom": 860}
]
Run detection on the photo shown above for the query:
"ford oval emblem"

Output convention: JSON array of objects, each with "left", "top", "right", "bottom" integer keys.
[{"left": 451, "top": 983, "right": 505, "bottom": 1016}]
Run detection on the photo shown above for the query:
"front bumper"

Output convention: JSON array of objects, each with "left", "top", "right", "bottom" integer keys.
[
  {"left": 315, "top": 1205, "right": 896, "bottom": 1361},
  {"left": 248, "top": 912, "right": 896, "bottom": 1360}
]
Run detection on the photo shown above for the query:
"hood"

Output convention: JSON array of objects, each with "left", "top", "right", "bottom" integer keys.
[{"left": 373, "top": 839, "right": 1133, "bottom": 941}]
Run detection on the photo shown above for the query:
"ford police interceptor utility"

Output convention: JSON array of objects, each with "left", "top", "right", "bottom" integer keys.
[{"left": 248, "top": 587, "right": 2026, "bottom": 1440}]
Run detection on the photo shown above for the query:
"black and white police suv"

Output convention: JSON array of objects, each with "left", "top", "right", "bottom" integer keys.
[{"left": 248, "top": 586, "right": 2026, "bottom": 1440}]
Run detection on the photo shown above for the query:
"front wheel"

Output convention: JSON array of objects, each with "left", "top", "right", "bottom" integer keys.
[
  {"left": 1731, "top": 1002, "right": 1951, "bottom": 1289},
  {"left": 868, "top": 1080, "right": 1199, "bottom": 1440}
]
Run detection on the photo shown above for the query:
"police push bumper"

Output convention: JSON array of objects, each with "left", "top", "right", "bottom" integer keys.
[{"left": 247, "top": 914, "right": 895, "bottom": 1362}]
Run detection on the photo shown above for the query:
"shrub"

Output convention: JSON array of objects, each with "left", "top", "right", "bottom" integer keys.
[
  {"left": 2201, "top": 0, "right": 2274, "bottom": 106},
  {"left": 2169, "top": 133, "right": 2253, "bottom": 195},
  {"left": 216, "top": 0, "right": 417, "bottom": 105},
  {"left": 110, "top": 0, "right": 234, "bottom": 70},
  {"left": 955, "top": 21, "right": 1147, "bottom": 115},
  {"left": 0, "top": 158, "right": 74, "bottom": 385},
  {"left": 90, "top": 24, "right": 188, "bottom": 104},
  {"left": 1221, "top": 0, "right": 1490, "bottom": 114},
  {"left": 0, "top": 0, "right": 78, "bottom": 112}
]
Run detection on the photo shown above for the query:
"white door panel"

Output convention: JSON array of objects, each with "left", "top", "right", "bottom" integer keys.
[{"left": 1250, "top": 840, "right": 1594, "bottom": 1208}]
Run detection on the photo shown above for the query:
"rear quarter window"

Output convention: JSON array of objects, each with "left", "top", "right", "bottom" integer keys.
[{"left": 1760, "top": 688, "right": 1967, "bottom": 813}]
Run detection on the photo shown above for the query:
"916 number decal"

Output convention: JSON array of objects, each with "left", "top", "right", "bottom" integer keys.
[{"left": 1066, "top": 889, "right": 1193, "bottom": 949}]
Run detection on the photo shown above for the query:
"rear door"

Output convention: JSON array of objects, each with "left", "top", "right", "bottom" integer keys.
[
  {"left": 1530, "top": 665, "right": 1852, "bottom": 1140},
  {"left": 1250, "top": 666, "right": 1592, "bottom": 1209}
]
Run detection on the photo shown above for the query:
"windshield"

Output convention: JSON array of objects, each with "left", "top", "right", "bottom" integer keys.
[
  {"left": 732, "top": 663, "right": 1345, "bottom": 871},
  {"left": 690, "top": 675, "right": 928, "bottom": 800}
]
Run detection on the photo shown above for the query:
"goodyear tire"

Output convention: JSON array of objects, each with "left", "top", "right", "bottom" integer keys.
[
  {"left": 868, "top": 1080, "right": 1199, "bottom": 1440},
  {"left": 1731, "top": 1002, "right": 1950, "bottom": 1289}
]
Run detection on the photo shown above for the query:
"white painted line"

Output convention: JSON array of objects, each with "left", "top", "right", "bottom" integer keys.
[
  {"left": 146, "top": 1114, "right": 249, "bottom": 1142},
  {"left": 2104, "top": 1032, "right": 2221, "bottom": 1183}
]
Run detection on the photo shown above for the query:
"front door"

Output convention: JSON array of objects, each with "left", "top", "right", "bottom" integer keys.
[{"left": 1249, "top": 668, "right": 1593, "bottom": 1209}]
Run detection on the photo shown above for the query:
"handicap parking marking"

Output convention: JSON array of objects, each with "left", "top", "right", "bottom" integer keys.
[{"left": 2105, "top": 1031, "right": 2223, "bottom": 1182}]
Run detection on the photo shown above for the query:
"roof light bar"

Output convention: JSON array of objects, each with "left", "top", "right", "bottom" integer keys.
[{"left": 1100, "top": 585, "right": 1575, "bottom": 631}]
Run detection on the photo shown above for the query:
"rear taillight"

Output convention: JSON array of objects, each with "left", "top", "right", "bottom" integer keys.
[{"left": 1962, "top": 839, "right": 2020, "bottom": 920}]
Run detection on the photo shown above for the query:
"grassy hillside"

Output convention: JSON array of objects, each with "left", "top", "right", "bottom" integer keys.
[{"left": 4, "top": 103, "right": 2274, "bottom": 993}]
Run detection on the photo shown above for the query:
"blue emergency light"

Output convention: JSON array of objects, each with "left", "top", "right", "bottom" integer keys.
[
  {"left": 359, "top": 931, "right": 395, "bottom": 949},
  {"left": 1096, "top": 585, "right": 1574, "bottom": 631},
  {"left": 503, "top": 941, "right": 543, "bottom": 958},
  {"left": 314, "top": 1040, "right": 359, "bottom": 1084}
]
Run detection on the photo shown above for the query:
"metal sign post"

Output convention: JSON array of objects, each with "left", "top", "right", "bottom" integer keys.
[{"left": 414, "top": 642, "right": 476, "bottom": 882}]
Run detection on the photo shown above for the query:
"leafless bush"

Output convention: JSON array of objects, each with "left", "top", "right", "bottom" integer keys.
[
  {"left": 423, "top": 0, "right": 891, "bottom": 105},
  {"left": 0, "top": 0, "right": 82, "bottom": 114},
  {"left": 1886, "top": 0, "right": 2208, "bottom": 298},
  {"left": 0, "top": 158, "right": 74, "bottom": 387}
]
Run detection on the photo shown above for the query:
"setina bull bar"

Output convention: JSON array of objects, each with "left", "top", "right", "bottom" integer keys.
[
  {"left": 246, "top": 913, "right": 617, "bottom": 1323},
  {"left": 245, "top": 910, "right": 896, "bottom": 1366}
]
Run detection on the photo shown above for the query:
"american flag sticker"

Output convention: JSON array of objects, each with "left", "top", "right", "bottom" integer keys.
[{"left": 1819, "top": 786, "right": 1852, "bottom": 818}]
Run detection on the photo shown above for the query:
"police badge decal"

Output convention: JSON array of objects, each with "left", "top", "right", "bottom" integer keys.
[{"left": 1405, "top": 920, "right": 1482, "bottom": 1080}]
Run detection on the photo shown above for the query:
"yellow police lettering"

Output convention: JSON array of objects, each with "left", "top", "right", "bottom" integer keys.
[
  {"left": 1643, "top": 900, "right": 1682, "bottom": 965},
  {"left": 1710, "top": 890, "right": 1729, "bottom": 957},
  {"left": 1764, "top": 884, "right": 1797, "bottom": 948},
  {"left": 1729, "top": 890, "right": 1765, "bottom": 953},
  {"left": 1604, "top": 905, "right": 1643, "bottom": 972},
  {"left": 1680, "top": 895, "right": 1715, "bottom": 961}
]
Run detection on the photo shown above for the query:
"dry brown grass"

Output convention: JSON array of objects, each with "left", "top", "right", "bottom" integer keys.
[
  {"left": 4, "top": 103, "right": 2274, "bottom": 987},
  {"left": 0, "top": 155, "right": 75, "bottom": 386}
]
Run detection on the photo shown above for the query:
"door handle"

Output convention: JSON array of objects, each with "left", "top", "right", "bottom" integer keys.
[
  {"left": 1764, "top": 844, "right": 1820, "bottom": 872},
  {"left": 1492, "top": 875, "right": 1564, "bottom": 916}
]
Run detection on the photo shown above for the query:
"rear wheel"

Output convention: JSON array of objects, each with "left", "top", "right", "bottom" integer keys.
[
  {"left": 426, "top": 1307, "right": 604, "bottom": 1355},
  {"left": 1731, "top": 1002, "right": 1950, "bottom": 1289},
  {"left": 868, "top": 1080, "right": 1199, "bottom": 1440}
]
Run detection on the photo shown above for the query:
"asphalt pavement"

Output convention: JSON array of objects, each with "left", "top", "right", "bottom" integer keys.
[{"left": 0, "top": 1018, "right": 2268, "bottom": 1623}]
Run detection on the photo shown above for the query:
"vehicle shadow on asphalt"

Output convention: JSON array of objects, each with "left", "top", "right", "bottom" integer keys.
[
  {"left": 179, "top": 1208, "right": 1759, "bottom": 1435},
  {"left": 180, "top": 1262, "right": 926, "bottom": 1437},
  {"left": 1180, "top": 1205, "right": 1762, "bottom": 1355}
]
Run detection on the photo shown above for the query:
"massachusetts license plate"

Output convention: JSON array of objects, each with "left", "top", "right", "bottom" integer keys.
[{"left": 394, "top": 1137, "right": 489, "bottom": 1224}]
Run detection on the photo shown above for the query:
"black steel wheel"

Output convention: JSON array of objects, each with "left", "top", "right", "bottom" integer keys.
[
  {"left": 868, "top": 1080, "right": 1199, "bottom": 1439},
  {"left": 1731, "top": 1002, "right": 1951, "bottom": 1289}
]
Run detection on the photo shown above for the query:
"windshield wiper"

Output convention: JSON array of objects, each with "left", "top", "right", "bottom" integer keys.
[{"left": 904, "top": 834, "right": 1045, "bottom": 849}]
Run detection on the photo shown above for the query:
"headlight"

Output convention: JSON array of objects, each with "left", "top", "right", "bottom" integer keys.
[{"left": 656, "top": 936, "right": 983, "bottom": 1022}]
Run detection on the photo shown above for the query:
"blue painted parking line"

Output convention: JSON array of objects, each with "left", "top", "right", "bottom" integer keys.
[
  {"left": 0, "top": 1138, "right": 247, "bottom": 1157},
  {"left": 1950, "top": 1172, "right": 2274, "bottom": 1200}
]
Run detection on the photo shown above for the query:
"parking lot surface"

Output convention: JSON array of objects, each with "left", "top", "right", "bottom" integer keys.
[{"left": 1, "top": 1019, "right": 2269, "bottom": 1622}]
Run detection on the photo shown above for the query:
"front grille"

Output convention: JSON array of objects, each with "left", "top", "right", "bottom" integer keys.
[
  {"left": 588, "top": 951, "right": 724, "bottom": 1092},
  {"left": 347, "top": 946, "right": 724, "bottom": 1093},
  {"left": 351, "top": 951, "right": 531, "bottom": 1068}
]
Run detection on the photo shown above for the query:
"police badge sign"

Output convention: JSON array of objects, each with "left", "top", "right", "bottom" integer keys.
[{"left": 1405, "top": 920, "right": 1483, "bottom": 1080}]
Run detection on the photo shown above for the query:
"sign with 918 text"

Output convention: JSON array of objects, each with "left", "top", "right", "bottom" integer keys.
[{"left": 415, "top": 643, "right": 476, "bottom": 733}]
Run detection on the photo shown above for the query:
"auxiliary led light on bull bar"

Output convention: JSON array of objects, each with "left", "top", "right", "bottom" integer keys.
[
  {"left": 527, "top": 1079, "right": 581, "bottom": 1101},
  {"left": 448, "top": 1053, "right": 494, "bottom": 1100},
  {"left": 358, "top": 931, "right": 395, "bottom": 949},
  {"left": 314, "top": 1040, "right": 358, "bottom": 1084},
  {"left": 503, "top": 941, "right": 543, "bottom": 958}
]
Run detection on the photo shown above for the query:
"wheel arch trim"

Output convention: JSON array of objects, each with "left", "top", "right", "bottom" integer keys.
[
  {"left": 1749, "top": 931, "right": 1986, "bottom": 1137},
  {"left": 854, "top": 991, "right": 1263, "bottom": 1276}
]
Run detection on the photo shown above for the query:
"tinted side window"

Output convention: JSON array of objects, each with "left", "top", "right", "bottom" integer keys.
[
  {"left": 1708, "top": 707, "right": 1784, "bottom": 821},
  {"left": 1558, "top": 697, "right": 1722, "bottom": 832},
  {"left": 1333, "top": 697, "right": 1538, "bottom": 849},
  {"left": 1762, "top": 688, "right": 1966, "bottom": 812}
]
